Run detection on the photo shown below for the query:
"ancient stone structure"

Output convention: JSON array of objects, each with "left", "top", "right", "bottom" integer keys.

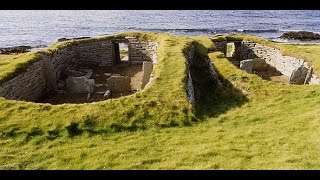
[
  {"left": 0, "top": 36, "right": 158, "bottom": 102},
  {"left": 213, "top": 40, "right": 320, "bottom": 84}
]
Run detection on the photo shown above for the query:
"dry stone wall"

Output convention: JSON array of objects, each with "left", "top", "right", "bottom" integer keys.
[
  {"left": 72, "top": 40, "right": 113, "bottom": 66},
  {"left": 242, "top": 42, "right": 320, "bottom": 84},
  {"left": 213, "top": 41, "right": 227, "bottom": 54},
  {"left": 0, "top": 60, "right": 46, "bottom": 101},
  {"left": 128, "top": 37, "right": 158, "bottom": 64}
]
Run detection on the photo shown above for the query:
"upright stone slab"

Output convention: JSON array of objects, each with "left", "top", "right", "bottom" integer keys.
[
  {"left": 65, "top": 76, "right": 95, "bottom": 93},
  {"left": 289, "top": 66, "right": 309, "bottom": 84},
  {"left": 240, "top": 58, "right": 267, "bottom": 74},
  {"left": 106, "top": 75, "right": 131, "bottom": 92},
  {"left": 140, "top": 61, "right": 154, "bottom": 90},
  {"left": 240, "top": 59, "right": 253, "bottom": 73}
]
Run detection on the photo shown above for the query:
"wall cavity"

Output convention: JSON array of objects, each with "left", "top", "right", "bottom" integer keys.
[{"left": 185, "top": 44, "right": 221, "bottom": 103}]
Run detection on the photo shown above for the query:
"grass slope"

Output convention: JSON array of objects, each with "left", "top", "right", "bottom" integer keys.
[{"left": 1, "top": 33, "right": 320, "bottom": 169}]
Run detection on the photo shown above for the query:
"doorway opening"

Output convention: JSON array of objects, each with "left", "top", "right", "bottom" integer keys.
[{"left": 112, "top": 40, "right": 129, "bottom": 65}]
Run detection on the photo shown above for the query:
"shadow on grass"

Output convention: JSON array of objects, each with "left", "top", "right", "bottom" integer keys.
[{"left": 190, "top": 44, "right": 248, "bottom": 119}]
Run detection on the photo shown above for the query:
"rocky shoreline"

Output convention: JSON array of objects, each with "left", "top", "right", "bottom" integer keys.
[{"left": 280, "top": 31, "right": 320, "bottom": 41}]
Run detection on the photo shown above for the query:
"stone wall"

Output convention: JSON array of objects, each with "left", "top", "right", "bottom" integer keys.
[
  {"left": 213, "top": 41, "right": 227, "bottom": 54},
  {"left": 72, "top": 40, "right": 113, "bottom": 66},
  {"left": 127, "top": 37, "right": 158, "bottom": 64},
  {"left": 42, "top": 47, "right": 78, "bottom": 91},
  {"left": 0, "top": 60, "right": 46, "bottom": 101},
  {"left": 186, "top": 45, "right": 195, "bottom": 103},
  {"left": 241, "top": 42, "right": 320, "bottom": 84}
]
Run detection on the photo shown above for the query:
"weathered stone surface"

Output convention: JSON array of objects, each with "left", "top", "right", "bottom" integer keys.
[
  {"left": 140, "top": 61, "right": 154, "bottom": 90},
  {"left": 106, "top": 75, "right": 131, "bottom": 92},
  {"left": 289, "top": 66, "right": 309, "bottom": 84},
  {"left": 65, "top": 69, "right": 86, "bottom": 77},
  {"left": 65, "top": 76, "right": 95, "bottom": 93},
  {"left": 240, "top": 59, "right": 254, "bottom": 73},
  {"left": 280, "top": 31, "right": 320, "bottom": 40}
]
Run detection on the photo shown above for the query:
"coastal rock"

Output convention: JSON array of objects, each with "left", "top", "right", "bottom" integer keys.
[
  {"left": 58, "top": 37, "right": 91, "bottom": 42},
  {"left": 280, "top": 31, "right": 320, "bottom": 40},
  {"left": 0, "top": 46, "right": 32, "bottom": 54}
]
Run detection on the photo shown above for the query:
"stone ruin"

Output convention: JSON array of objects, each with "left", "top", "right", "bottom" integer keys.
[
  {"left": 0, "top": 36, "right": 158, "bottom": 104},
  {"left": 213, "top": 40, "right": 320, "bottom": 84}
]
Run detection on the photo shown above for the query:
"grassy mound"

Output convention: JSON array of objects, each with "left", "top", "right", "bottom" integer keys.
[
  {"left": 0, "top": 32, "right": 210, "bottom": 140},
  {"left": 1, "top": 33, "right": 320, "bottom": 169}
]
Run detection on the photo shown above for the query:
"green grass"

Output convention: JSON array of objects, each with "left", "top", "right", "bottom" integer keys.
[
  {"left": 0, "top": 52, "right": 41, "bottom": 85},
  {"left": 1, "top": 33, "right": 320, "bottom": 169},
  {"left": 120, "top": 49, "right": 128, "bottom": 59}
]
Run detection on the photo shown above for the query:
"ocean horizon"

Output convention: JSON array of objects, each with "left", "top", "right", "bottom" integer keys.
[{"left": 1, "top": 10, "right": 320, "bottom": 47}]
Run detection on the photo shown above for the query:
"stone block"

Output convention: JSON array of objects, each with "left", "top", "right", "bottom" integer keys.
[
  {"left": 289, "top": 65, "right": 309, "bottom": 84},
  {"left": 66, "top": 76, "right": 95, "bottom": 93},
  {"left": 240, "top": 59, "right": 254, "bottom": 73},
  {"left": 106, "top": 75, "right": 131, "bottom": 92}
]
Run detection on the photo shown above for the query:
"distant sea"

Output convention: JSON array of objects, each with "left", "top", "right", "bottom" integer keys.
[{"left": 1, "top": 10, "right": 320, "bottom": 47}]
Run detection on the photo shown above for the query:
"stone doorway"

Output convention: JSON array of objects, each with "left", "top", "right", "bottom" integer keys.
[{"left": 112, "top": 39, "right": 129, "bottom": 65}]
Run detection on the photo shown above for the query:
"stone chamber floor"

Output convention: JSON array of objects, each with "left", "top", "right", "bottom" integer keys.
[
  {"left": 227, "top": 57, "right": 289, "bottom": 83},
  {"left": 36, "top": 64, "right": 143, "bottom": 104}
]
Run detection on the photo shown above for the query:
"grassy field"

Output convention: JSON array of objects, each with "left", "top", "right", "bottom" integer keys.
[{"left": 1, "top": 33, "right": 320, "bottom": 169}]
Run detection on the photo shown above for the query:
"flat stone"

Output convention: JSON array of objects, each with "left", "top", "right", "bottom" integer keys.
[
  {"left": 104, "top": 90, "right": 111, "bottom": 98},
  {"left": 94, "top": 84, "right": 104, "bottom": 87},
  {"left": 104, "top": 73, "right": 112, "bottom": 77}
]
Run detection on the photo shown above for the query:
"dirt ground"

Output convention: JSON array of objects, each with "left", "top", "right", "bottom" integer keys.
[
  {"left": 227, "top": 57, "right": 289, "bottom": 84},
  {"left": 36, "top": 64, "right": 143, "bottom": 104},
  {"left": 253, "top": 67, "right": 289, "bottom": 83}
]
